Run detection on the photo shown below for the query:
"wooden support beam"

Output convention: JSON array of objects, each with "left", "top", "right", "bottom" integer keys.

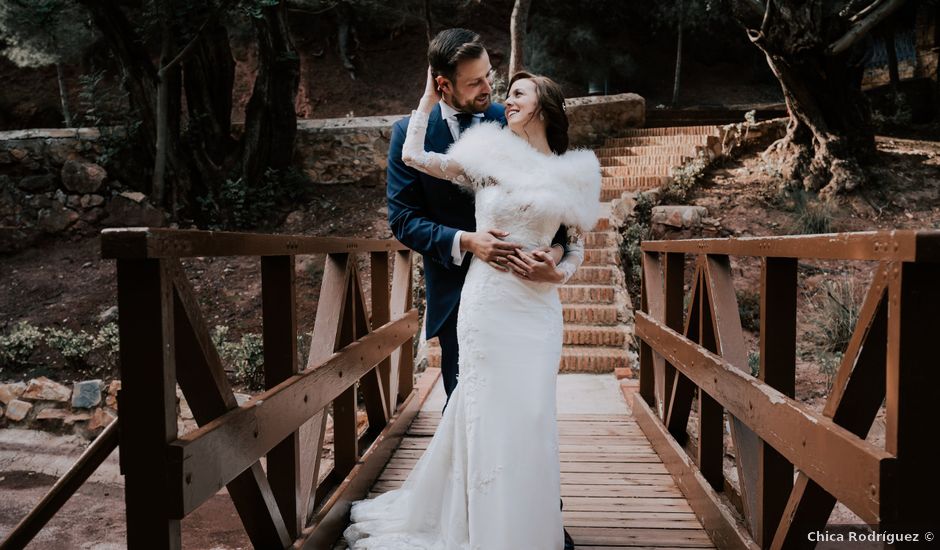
[
  {"left": 756, "top": 257, "right": 796, "bottom": 548},
  {"left": 170, "top": 260, "right": 291, "bottom": 546},
  {"left": 116, "top": 258, "right": 181, "bottom": 549}
]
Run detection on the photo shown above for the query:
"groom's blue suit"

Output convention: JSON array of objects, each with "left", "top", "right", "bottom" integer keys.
[{"left": 387, "top": 102, "right": 567, "bottom": 399}]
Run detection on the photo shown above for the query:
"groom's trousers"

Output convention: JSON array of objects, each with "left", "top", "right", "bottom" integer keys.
[{"left": 437, "top": 308, "right": 460, "bottom": 410}]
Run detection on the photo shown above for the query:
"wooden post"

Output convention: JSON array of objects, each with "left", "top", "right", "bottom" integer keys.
[
  {"left": 757, "top": 258, "right": 797, "bottom": 548},
  {"left": 262, "top": 255, "right": 303, "bottom": 538},
  {"left": 698, "top": 268, "right": 724, "bottom": 491},
  {"left": 390, "top": 250, "right": 414, "bottom": 402},
  {"left": 663, "top": 252, "right": 685, "bottom": 415},
  {"left": 370, "top": 252, "right": 392, "bottom": 415},
  {"left": 116, "top": 258, "right": 181, "bottom": 549}
]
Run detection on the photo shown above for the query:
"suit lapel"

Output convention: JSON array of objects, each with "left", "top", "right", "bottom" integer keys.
[{"left": 427, "top": 105, "right": 454, "bottom": 154}]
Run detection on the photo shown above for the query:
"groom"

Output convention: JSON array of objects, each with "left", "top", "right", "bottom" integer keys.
[
  {"left": 387, "top": 27, "right": 570, "bottom": 401},
  {"left": 386, "top": 28, "right": 575, "bottom": 550}
]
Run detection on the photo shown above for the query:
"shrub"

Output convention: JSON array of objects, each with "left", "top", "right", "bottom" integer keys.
[
  {"left": 791, "top": 190, "right": 834, "bottom": 235},
  {"left": 810, "top": 278, "right": 860, "bottom": 354},
  {"left": 662, "top": 152, "right": 710, "bottom": 203},
  {"left": 737, "top": 289, "right": 761, "bottom": 333},
  {"left": 747, "top": 350, "right": 760, "bottom": 378},
  {"left": 92, "top": 322, "right": 120, "bottom": 368},
  {"left": 0, "top": 321, "right": 44, "bottom": 367},
  {"left": 44, "top": 327, "right": 95, "bottom": 363},
  {"left": 818, "top": 351, "right": 843, "bottom": 392},
  {"left": 198, "top": 167, "right": 310, "bottom": 230}
]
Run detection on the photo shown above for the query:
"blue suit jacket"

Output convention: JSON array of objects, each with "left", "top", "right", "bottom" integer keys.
[{"left": 387, "top": 103, "right": 566, "bottom": 338}]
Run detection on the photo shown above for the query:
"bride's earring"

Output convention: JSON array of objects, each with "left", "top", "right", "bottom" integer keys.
[{"left": 539, "top": 112, "right": 544, "bottom": 121}]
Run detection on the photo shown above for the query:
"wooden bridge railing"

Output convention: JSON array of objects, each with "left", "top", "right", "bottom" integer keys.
[
  {"left": 1, "top": 227, "right": 421, "bottom": 549},
  {"left": 633, "top": 230, "right": 940, "bottom": 550}
]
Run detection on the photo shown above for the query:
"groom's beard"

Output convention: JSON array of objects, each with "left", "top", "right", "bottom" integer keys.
[{"left": 450, "top": 92, "right": 491, "bottom": 114}]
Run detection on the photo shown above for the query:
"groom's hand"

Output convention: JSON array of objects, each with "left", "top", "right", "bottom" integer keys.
[{"left": 461, "top": 229, "right": 521, "bottom": 267}]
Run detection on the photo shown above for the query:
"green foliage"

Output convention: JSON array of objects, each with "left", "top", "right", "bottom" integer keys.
[
  {"left": 736, "top": 289, "right": 761, "bottom": 333},
  {"left": 198, "top": 167, "right": 311, "bottom": 230},
  {"left": 0, "top": 321, "right": 45, "bottom": 367},
  {"left": 791, "top": 190, "right": 834, "bottom": 234},
  {"left": 662, "top": 152, "right": 710, "bottom": 203},
  {"left": 213, "top": 325, "right": 266, "bottom": 391},
  {"left": 197, "top": 168, "right": 310, "bottom": 229},
  {"left": 747, "top": 350, "right": 760, "bottom": 378},
  {"left": 618, "top": 193, "right": 655, "bottom": 300},
  {"left": 92, "top": 322, "right": 121, "bottom": 368},
  {"left": 44, "top": 327, "right": 95, "bottom": 363},
  {"left": 0, "top": 0, "right": 97, "bottom": 68}
]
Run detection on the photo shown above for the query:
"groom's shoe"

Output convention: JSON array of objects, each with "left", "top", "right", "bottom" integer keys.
[{"left": 564, "top": 528, "right": 575, "bottom": 550}]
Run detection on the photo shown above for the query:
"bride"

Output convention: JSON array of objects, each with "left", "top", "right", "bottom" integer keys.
[{"left": 343, "top": 68, "right": 601, "bottom": 550}]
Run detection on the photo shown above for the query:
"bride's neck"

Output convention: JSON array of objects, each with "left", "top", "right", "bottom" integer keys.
[{"left": 510, "top": 126, "right": 552, "bottom": 156}]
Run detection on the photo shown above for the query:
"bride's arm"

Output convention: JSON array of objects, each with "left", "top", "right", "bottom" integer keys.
[
  {"left": 400, "top": 69, "right": 476, "bottom": 188},
  {"left": 555, "top": 230, "right": 585, "bottom": 284}
]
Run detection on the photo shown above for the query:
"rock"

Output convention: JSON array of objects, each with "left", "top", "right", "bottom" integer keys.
[
  {"left": 98, "top": 305, "right": 118, "bottom": 324},
  {"left": 104, "top": 194, "right": 166, "bottom": 227},
  {"left": 72, "top": 379, "right": 103, "bottom": 409},
  {"left": 10, "top": 149, "right": 28, "bottom": 161},
  {"left": 17, "top": 174, "right": 57, "bottom": 193},
  {"left": 651, "top": 205, "right": 708, "bottom": 229},
  {"left": 37, "top": 202, "right": 79, "bottom": 233},
  {"left": 119, "top": 191, "right": 146, "bottom": 203},
  {"left": 0, "top": 382, "right": 27, "bottom": 405},
  {"left": 67, "top": 194, "right": 82, "bottom": 208},
  {"left": 376, "top": 206, "right": 388, "bottom": 215},
  {"left": 88, "top": 407, "right": 116, "bottom": 433},
  {"left": 36, "top": 408, "right": 69, "bottom": 421},
  {"left": 105, "top": 380, "right": 121, "bottom": 409},
  {"left": 565, "top": 93, "right": 646, "bottom": 148},
  {"left": 22, "top": 376, "right": 72, "bottom": 402},
  {"left": 54, "top": 188, "right": 67, "bottom": 204},
  {"left": 5, "top": 399, "right": 33, "bottom": 421},
  {"left": 61, "top": 159, "right": 107, "bottom": 194},
  {"left": 79, "top": 194, "right": 105, "bottom": 208}
]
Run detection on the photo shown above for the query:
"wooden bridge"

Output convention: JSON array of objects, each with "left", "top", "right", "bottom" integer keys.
[{"left": 2, "top": 227, "right": 938, "bottom": 549}]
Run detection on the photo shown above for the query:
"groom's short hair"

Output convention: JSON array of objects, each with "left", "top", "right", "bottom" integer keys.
[{"left": 428, "top": 28, "right": 486, "bottom": 83}]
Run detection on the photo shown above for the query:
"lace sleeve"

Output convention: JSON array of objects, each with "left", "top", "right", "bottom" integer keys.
[
  {"left": 401, "top": 110, "right": 481, "bottom": 190},
  {"left": 556, "top": 228, "right": 585, "bottom": 284}
]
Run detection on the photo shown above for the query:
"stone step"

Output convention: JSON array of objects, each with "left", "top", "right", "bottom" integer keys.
[
  {"left": 601, "top": 165, "right": 672, "bottom": 177},
  {"left": 583, "top": 248, "right": 619, "bottom": 266},
  {"left": 559, "top": 346, "right": 629, "bottom": 373},
  {"left": 584, "top": 232, "right": 616, "bottom": 248},
  {"left": 426, "top": 345, "right": 628, "bottom": 373},
  {"left": 617, "top": 125, "right": 719, "bottom": 137},
  {"left": 596, "top": 145, "right": 699, "bottom": 158},
  {"left": 601, "top": 175, "right": 671, "bottom": 189},
  {"left": 558, "top": 285, "right": 615, "bottom": 304},
  {"left": 600, "top": 154, "right": 688, "bottom": 167},
  {"left": 563, "top": 324, "right": 629, "bottom": 347},
  {"left": 602, "top": 185, "right": 664, "bottom": 201},
  {"left": 604, "top": 134, "right": 713, "bottom": 147},
  {"left": 593, "top": 217, "right": 610, "bottom": 231},
  {"left": 563, "top": 304, "right": 619, "bottom": 325},
  {"left": 568, "top": 266, "right": 616, "bottom": 285}
]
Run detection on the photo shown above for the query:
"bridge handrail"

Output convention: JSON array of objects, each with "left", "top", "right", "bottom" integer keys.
[
  {"left": 634, "top": 229, "right": 939, "bottom": 550},
  {"left": 2, "top": 227, "right": 420, "bottom": 550}
]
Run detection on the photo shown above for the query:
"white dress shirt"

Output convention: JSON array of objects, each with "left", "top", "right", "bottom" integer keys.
[{"left": 439, "top": 100, "right": 484, "bottom": 266}]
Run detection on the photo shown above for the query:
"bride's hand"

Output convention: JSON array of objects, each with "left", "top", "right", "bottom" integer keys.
[
  {"left": 505, "top": 249, "right": 564, "bottom": 283},
  {"left": 422, "top": 66, "right": 441, "bottom": 104}
]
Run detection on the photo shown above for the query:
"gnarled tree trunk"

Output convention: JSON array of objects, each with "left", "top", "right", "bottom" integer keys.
[
  {"left": 736, "top": 0, "right": 906, "bottom": 199},
  {"left": 509, "top": 0, "right": 533, "bottom": 77}
]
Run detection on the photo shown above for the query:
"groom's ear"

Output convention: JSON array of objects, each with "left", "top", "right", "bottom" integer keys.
[{"left": 436, "top": 75, "right": 452, "bottom": 94}]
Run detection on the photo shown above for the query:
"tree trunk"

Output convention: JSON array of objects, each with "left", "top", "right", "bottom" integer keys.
[
  {"left": 55, "top": 62, "right": 73, "bottom": 128},
  {"left": 182, "top": 15, "right": 237, "bottom": 196},
  {"left": 884, "top": 26, "right": 900, "bottom": 94},
  {"left": 241, "top": 1, "right": 300, "bottom": 187},
  {"left": 748, "top": 1, "right": 875, "bottom": 199},
  {"left": 509, "top": 0, "right": 533, "bottom": 77},
  {"left": 424, "top": 0, "right": 433, "bottom": 44},
  {"left": 672, "top": 0, "right": 683, "bottom": 107}
]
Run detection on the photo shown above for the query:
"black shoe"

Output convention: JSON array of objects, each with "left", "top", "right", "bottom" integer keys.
[{"left": 564, "top": 528, "right": 575, "bottom": 550}]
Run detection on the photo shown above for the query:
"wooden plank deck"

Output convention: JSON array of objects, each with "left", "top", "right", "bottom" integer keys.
[{"left": 337, "top": 376, "right": 716, "bottom": 549}]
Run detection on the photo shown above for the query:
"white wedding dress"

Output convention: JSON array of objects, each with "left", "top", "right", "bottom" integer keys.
[{"left": 343, "top": 111, "right": 601, "bottom": 550}]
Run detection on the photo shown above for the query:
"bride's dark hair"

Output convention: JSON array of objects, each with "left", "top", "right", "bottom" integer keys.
[{"left": 507, "top": 71, "right": 569, "bottom": 155}]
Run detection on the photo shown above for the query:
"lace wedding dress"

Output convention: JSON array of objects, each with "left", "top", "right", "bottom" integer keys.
[{"left": 343, "top": 111, "right": 601, "bottom": 550}]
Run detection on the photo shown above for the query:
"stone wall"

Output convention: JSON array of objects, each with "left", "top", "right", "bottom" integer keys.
[{"left": 0, "top": 93, "right": 646, "bottom": 254}]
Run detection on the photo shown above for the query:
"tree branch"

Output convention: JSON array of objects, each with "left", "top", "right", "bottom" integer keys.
[{"left": 828, "top": 0, "right": 905, "bottom": 56}]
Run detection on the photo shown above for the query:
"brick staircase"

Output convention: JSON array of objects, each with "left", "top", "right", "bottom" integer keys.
[{"left": 425, "top": 124, "right": 720, "bottom": 374}]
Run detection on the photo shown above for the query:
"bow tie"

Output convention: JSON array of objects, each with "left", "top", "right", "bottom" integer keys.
[{"left": 455, "top": 112, "right": 475, "bottom": 134}]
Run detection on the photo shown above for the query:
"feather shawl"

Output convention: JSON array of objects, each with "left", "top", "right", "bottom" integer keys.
[{"left": 445, "top": 121, "right": 602, "bottom": 233}]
